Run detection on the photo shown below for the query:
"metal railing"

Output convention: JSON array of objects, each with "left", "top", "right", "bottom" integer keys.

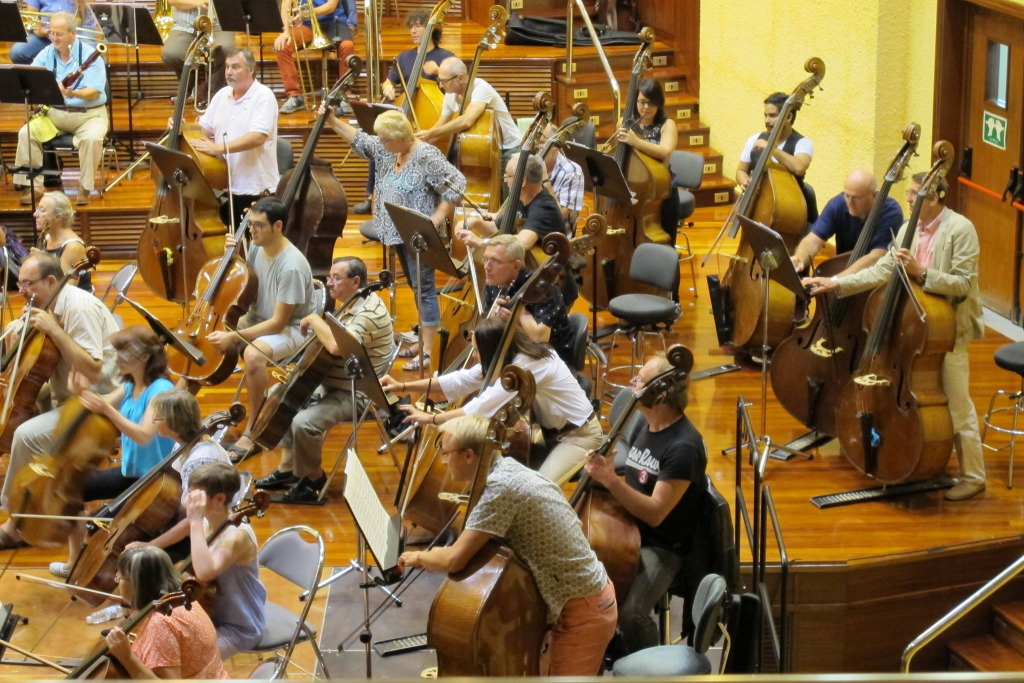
[{"left": 565, "top": 0, "right": 620, "bottom": 126}]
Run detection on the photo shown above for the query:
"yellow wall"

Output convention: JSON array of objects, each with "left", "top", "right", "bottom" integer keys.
[{"left": 699, "top": 0, "right": 939, "bottom": 199}]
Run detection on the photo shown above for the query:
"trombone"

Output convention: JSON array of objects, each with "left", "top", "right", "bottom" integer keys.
[
  {"left": 187, "top": 11, "right": 215, "bottom": 112},
  {"left": 288, "top": 0, "right": 332, "bottom": 109},
  {"left": 20, "top": 8, "right": 107, "bottom": 43}
]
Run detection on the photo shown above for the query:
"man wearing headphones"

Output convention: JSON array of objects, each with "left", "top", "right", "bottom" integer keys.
[{"left": 804, "top": 172, "right": 985, "bottom": 501}]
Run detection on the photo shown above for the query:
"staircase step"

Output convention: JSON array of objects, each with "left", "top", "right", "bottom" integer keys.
[
  {"left": 692, "top": 175, "right": 735, "bottom": 208},
  {"left": 949, "top": 635, "right": 1024, "bottom": 672},
  {"left": 994, "top": 602, "right": 1024, "bottom": 657}
]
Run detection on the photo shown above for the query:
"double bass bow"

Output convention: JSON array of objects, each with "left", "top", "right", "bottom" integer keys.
[
  {"left": 836, "top": 141, "right": 957, "bottom": 484},
  {"left": 704, "top": 57, "right": 825, "bottom": 352},
  {"left": 771, "top": 123, "right": 921, "bottom": 436}
]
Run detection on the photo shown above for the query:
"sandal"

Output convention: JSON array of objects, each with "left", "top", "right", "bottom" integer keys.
[
  {"left": 228, "top": 443, "right": 261, "bottom": 465},
  {"left": 0, "top": 528, "right": 27, "bottom": 551},
  {"left": 402, "top": 354, "right": 430, "bottom": 372},
  {"left": 397, "top": 345, "right": 421, "bottom": 359}
]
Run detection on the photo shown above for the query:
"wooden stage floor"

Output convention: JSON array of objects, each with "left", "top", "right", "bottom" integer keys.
[{"left": 0, "top": 206, "right": 1018, "bottom": 675}]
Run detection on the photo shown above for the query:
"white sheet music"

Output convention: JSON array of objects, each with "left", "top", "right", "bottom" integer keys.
[{"left": 343, "top": 448, "right": 401, "bottom": 571}]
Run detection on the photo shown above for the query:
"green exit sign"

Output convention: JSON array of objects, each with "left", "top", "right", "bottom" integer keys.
[{"left": 983, "top": 110, "right": 1008, "bottom": 150}]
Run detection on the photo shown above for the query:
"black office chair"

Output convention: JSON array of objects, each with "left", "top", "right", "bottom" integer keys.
[
  {"left": 669, "top": 150, "right": 702, "bottom": 298},
  {"left": 277, "top": 138, "right": 295, "bottom": 174}
]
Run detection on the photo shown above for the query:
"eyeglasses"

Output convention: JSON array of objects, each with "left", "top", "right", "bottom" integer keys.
[
  {"left": 438, "top": 75, "right": 460, "bottom": 86},
  {"left": 17, "top": 277, "right": 43, "bottom": 289},
  {"left": 48, "top": 30, "right": 69, "bottom": 38},
  {"left": 843, "top": 193, "right": 871, "bottom": 202},
  {"left": 327, "top": 274, "right": 356, "bottom": 282},
  {"left": 636, "top": 99, "right": 654, "bottom": 108},
  {"left": 249, "top": 220, "right": 272, "bottom": 231}
]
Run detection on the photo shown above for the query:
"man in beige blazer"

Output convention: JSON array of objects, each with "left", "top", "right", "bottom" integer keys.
[{"left": 804, "top": 172, "right": 985, "bottom": 501}]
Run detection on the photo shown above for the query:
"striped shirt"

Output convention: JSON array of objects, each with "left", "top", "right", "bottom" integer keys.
[
  {"left": 548, "top": 152, "right": 584, "bottom": 213},
  {"left": 322, "top": 293, "right": 394, "bottom": 389}
]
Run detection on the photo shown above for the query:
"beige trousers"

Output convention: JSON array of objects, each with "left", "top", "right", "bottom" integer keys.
[
  {"left": 943, "top": 340, "right": 986, "bottom": 485},
  {"left": 15, "top": 106, "right": 108, "bottom": 192}
]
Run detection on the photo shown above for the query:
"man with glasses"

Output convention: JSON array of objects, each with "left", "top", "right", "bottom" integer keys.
[
  {"left": 14, "top": 12, "right": 107, "bottom": 206},
  {"left": 253, "top": 256, "right": 394, "bottom": 502},
  {"left": 790, "top": 168, "right": 903, "bottom": 275},
  {"left": 0, "top": 253, "right": 119, "bottom": 550},
  {"left": 204, "top": 196, "right": 313, "bottom": 460},
  {"left": 12, "top": 0, "right": 99, "bottom": 64},
  {"left": 539, "top": 122, "right": 584, "bottom": 232}
]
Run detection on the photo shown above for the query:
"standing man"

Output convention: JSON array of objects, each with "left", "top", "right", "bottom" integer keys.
[
  {"left": 161, "top": 0, "right": 235, "bottom": 107},
  {"left": 14, "top": 12, "right": 107, "bottom": 207},
  {"left": 791, "top": 168, "right": 904, "bottom": 275},
  {"left": 254, "top": 256, "right": 394, "bottom": 502},
  {"left": 205, "top": 197, "right": 313, "bottom": 458},
  {"left": 805, "top": 173, "right": 985, "bottom": 501},
  {"left": 539, "top": 121, "right": 585, "bottom": 232},
  {"left": 275, "top": 0, "right": 357, "bottom": 114},
  {"left": 193, "top": 48, "right": 280, "bottom": 227}
]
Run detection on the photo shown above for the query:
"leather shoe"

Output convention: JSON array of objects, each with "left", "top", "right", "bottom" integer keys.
[
  {"left": 254, "top": 468, "right": 299, "bottom": 490},
  {"left": 944, "top": 480, "right": 985, "bottom": 501},
  {"left": 76, "top": 191, "right": 91, "bottom": 206},
  {"left": 282, "top": 474, "right": 327, "bottom": 503},
  {"left": 353, "top": 198, "right": 371, "bottom": 215},
  {"left": 19, "top": 188, "right": 42, "bottom": 206}
]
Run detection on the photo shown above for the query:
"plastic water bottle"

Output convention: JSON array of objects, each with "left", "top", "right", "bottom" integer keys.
[{"left": 85, "top": 605, "right": 123, "bottom": 624}]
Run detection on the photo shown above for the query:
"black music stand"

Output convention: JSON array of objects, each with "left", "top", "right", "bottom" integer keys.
[
  {"left": 563, "top": 141, "right": 634, "bottom": 341},
  {"left": 386, "top": 201, "right": 464, "bottom": 377},
  {"left": 0, "top": 66, "right": 64, "bottom": 226},
  {"left": 350, "top": 100, "right": 402, "bottom": 132},
  {"left": 0, "top": 4, "right": 27, "bottom": 43},
  {"left": 736, "top": 214, "right": 812, "bottom": 462},
  {"left": 212, "top": 0, "right": 283, "bottom": 80},
  {"left": 118, "top": 292, "right": 206, "bottom": 366}
]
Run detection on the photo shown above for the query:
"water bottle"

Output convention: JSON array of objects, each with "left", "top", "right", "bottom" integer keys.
[{"left": 85, "top": 605, "right": 123, "bottom": 624}]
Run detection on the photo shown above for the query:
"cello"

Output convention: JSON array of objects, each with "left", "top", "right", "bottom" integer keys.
[
  {"left": 66, "top": 405, "right": 246, "bottom": 605},
  {"left": 276, "top": 56, "right": 361, "bottom": 280},
  {"left": 0, "top": 248, "right": 101, "bottom": 453},
  {"left": 579, "top": 28, "right": 672, "bottom": 309},
  {"left": 771, "top": 123, "right": 920, "bottom": 436},
  {"left": 427, "top": 365, "right": 548, "bottom": 677},
  {"left": 705, "top": 58, "right": 825, "bottom": 352},
  {"left": 836, "top": 142, "right": 957, "bottom": 484},
  {"left": 394, "top": 0, "right": 454, "bottom": 139},
  {"left": 137, "top": 18, "right": 228, "bottom": 305}
]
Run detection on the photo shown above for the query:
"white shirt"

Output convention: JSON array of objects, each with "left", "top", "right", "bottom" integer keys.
[
  {"left": 739, "top": 131, "right": 814, "bottom": 164},
  {"left": 442, "top": 78, "right": 520, "bottom": 150},
  {"left": 198, "top": 81, "right": 280, "bottom": 195},
  {"left": 438, "top": 350, "right": 593, "bottom": 430},
  {"left": 50, "top": 286, "right": 119, "bottom": 404}
]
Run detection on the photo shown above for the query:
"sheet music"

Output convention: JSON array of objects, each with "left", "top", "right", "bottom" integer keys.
[{"left": 344, "top": 448, "right": 401, "bottom": 571}]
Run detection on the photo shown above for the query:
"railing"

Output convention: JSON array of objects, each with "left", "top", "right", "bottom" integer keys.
[
  {"left": 565, "top": 0, "right": 620, "bottom": 126},
  {"left": 733, "top": 395, "right": 790, "bottom": 672},
  {"left": 902, "top": 551, "right": 1024, "bottom": 672}
]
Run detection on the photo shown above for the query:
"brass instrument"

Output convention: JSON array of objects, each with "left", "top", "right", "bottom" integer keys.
[
  {"left": 154, "top": 0, "right": 173, "bottom": 40},
  {"left": 288, "top": 0, "right": 332, "bottom": 109},
  {"left": 20, "top": 7, "right": 107, "bottom": 43},
  {"left": 188, "top": 13, "right": 215, "bottom": 113}
]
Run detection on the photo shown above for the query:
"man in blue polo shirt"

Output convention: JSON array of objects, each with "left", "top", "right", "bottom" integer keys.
[{"left": 790, "top": 168, "right": 904, "bottom": 276}]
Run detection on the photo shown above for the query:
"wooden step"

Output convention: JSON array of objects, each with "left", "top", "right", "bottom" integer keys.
[
  {"left": 949, "top": 635, "right": 1024, "bottom": 672},
  {"left": 555, "top": 43, "right": 676, "bottom": 78},
  {"left": 565, "top": 92, "right": 698, "bottom": 133},
  {"left": 994, "top": 602, "right": 1024, "bottom": 658},
  {"left": 692, "top": 174, "right": 735, "bottom": 208}
]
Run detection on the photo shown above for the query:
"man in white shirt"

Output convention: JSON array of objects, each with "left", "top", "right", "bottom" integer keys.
[{"left": 192, "top": 48, "right": 280, "bottom": 227}]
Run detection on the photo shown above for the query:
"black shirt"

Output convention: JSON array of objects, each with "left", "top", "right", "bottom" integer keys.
[
  {"left": 485, "top": 268, "right": 574, "bottom": 365},
  {"left": 625, "top": 414, "right": 708, "bottom": 551},
  {"left": 518, "top": 188, "right": 578, "bottom": 307}
]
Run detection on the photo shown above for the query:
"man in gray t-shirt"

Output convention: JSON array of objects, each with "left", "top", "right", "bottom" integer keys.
[{"left": 205, "top": 196, "right": 314, "bottom": 456}]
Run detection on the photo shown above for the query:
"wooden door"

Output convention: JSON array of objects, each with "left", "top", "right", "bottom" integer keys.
[{"left": 962, "top": 7, "right": 1024, "bottom": 319}]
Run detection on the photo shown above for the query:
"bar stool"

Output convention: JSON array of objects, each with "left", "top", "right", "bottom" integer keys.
[{"left": 982, "top": 341, "right": 1024, "bottom": 488}]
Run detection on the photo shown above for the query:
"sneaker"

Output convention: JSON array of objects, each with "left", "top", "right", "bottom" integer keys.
[
  {"left": 282, "top": 474, "right": 327, "bottom": 503},
  {"left": 944, "top": 480, "right": 985, "bottom": 501},
  {"left": 353, "top": 199, "right": 371, "bottom": 215},
  {"left": 280, "top": 95, "right": 306, "bottom": 114},
  {"left": 49, "top": 561, "right": 71, "bottom": 578},
  {"left": 254, "top": 468, "right": 299, "bottom": 490}
]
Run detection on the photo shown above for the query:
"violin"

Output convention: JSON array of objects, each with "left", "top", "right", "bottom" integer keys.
[
  {"left": 67, "top": 405, "right": 247, "bottom": 606},
  {"left": 836, "top": 142, "right": 957, "bottom": 484},
  {"left": 579, "top": 28, "right": 672, "bottom": 309},
  {"left": 428, "top": 365, "right": 548, "bottom": 676},
  {"left": 705, "top": 58, "right": 825, "bottom": 352},
  {"left": 394, "top": 0, "right": 454, "bottom": 141},
  {"left": 771, "top": 123, "right": 920, "bottom": 436},
  {"left": 0, "top": 248, "right": 101, "bottom": 453},
  {"left": 137, "top": 18, "right": 227, "bottom": 305}
]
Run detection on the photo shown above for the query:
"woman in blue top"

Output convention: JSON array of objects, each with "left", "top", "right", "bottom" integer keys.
[{"left": 51, "top": 326, "right": 176, "bottom": 577}]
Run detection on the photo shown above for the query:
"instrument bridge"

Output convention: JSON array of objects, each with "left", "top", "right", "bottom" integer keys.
[
  {"left": 854, "top": 373, "right": 890, "bottom": 387},
  {"left": 810, "top": 338, "right": 842, "bottom": 358}
]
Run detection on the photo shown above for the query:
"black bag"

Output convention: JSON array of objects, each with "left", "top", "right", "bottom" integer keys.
[{"left": 505, "top": 13, "right": 641, "bottom": 47}]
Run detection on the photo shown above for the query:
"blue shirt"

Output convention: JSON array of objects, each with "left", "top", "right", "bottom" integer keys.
[
  {"left": 119, "top": 378, "right": 175, "bottom": 478},
  {"left": 31, "top": 39, "right": 107, "bottom": 109},
  {"left": 810, "top": 193, "right": 904, "bottom": 255},
  {"left": 311, "top": 0, "right": 356, "bottom": 28}
]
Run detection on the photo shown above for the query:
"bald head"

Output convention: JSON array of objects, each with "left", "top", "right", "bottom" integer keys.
[{"left": 842, "top": 168, "right": 878, "bottom": 219}]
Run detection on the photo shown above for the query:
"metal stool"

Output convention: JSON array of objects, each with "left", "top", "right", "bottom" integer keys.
[{"left": 981, "top": 341, "right": 1024, "bottom": 488}]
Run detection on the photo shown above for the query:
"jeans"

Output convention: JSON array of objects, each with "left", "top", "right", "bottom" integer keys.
[
  {"left": 11, "top": 34, "right": 49, "bottom": 64},
  {"left": 394, "top": 242, "right": 440, "bottom": 326},
  {"left": 619, "top": 544, "right": 684, "bottom": 654}
]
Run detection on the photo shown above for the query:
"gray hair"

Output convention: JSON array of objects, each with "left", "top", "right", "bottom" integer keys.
[
  {"left": 223, "top": 47, "right": 256, "bottom": 71},
  {"left": 50, "top": 11, "right": 77, "bottom": 29},
  {"left": 440, "top": 56, "right": 467, "bottom": 77},
  {"left": 523, "top": 154, "right": 545, "bottom": 183}
]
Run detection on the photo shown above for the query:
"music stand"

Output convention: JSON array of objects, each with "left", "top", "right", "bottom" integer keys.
[
  {"left": 736, "top": 214, "right": 813, "bottom": 462},
  {"left": 118, "top": 292, "right": 206, "bottom": 366},
  {"left": 212, "top": 0, "right": 283, "bottom": 77},
  {"left": 386, "top": 201, "right": 465, "bottom": 377},
  {"left": 563, "top": 141, "right": 634, "bottom": 340},
  {"left": 0, "top": 66, "right": 64, "bottom": 225},
  {"left": 350, "top": 100, "right": 402, "bottom": 133},
  {"left": 0, "top": 4, "right": 27, "bottom": 44}
]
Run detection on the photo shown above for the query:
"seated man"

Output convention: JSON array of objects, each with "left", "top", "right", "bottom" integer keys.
[
  {"left": 584, "top": 355, "right": 709, "bottom": 652},
  {"left": 399, "top": 414, "right": 617, "bottom": 676},
  {"left": 255, "top": 256, "right": 395, "bottom": 502},
  {"left": 275, "top": 0, "right": 357, "bottom": 114},
  {"left": 539, "top": 122, "right": 585, "bottom": 232}
]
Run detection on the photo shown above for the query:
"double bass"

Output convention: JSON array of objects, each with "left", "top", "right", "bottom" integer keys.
[
  {"left": 394, "top": 0, "right": 454, "bottom": 138},
  {"left": 771, "top": 124, "right": 920, "bottom": 436},
  {"left": 580, "top": 28, "right": 672, "bottom": 309},
  {"left": 705, "top": 58, "right": 825, "bottom": 351},
  {"left": 837, "top": 142, "right": 956, "bottom": 484},
  {"left": 137, "top": 17, "right": 227, "bottom": 305},
  {"left": 427, "top": 365, "right": 548, "bottom": 676}
]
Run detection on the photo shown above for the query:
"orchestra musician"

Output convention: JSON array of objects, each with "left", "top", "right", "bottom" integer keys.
[
  {"left": 206, "top": 197, "right": 313, "bottom": 458},
  {"left": 14, "top": 11, "right": 107, "bottom": 207},
  {"left": 805, "top": 173, "right": 986, "bottom": 501},
  {"left": 184, "top": 462, "right": 267, "bottom": 658},
  {"left": 398, "top": 414, "right": 617, "bottom": 676},
  {"left": 254, "top": 256, "right": 395, "bottom": 503},
  {"left": 0, "top": 253, "right": 119, "bottom": 551},
  {"left": 275, "top": 0, "right": 357, "bottom": 115},
  {"left": 539, "top": 121, "right": 585, "bottom": 232},
  {"left": 323, "top": 107, "right": 465, "bottom": 372},
  {"left": 790, "top": 168, "right": 904, "bottom": 275},
  {"left": 31, "top": 191, "right": 92, "bottom": 291},
  {"left": 161, "top": 0, "right": 235, "bottom": 105},
  {"left": 190, "top": 48, "right": 280, "bottom": 228},
  {"left": 584, "top": 355, "right": 710, "bottom": 652},
  {"left": 354, "top": 8, "right": 456, "bottom": 215},
  {"left": 105, "top": 546, "right": 229, "bottom": 679},
  {"left": 12, "top": 0, "right": 98, "bottom": 64},
  {"left": 382, "top": 317, "right": 602, "bottom": 482}
]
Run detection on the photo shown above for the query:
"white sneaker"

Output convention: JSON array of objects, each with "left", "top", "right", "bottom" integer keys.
[{"left": 49, "top": 561, "right": 71, "bottom": 578}]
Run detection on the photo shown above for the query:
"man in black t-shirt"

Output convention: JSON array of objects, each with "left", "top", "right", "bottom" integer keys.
[
  {"left": 482, "top": 234, "right": 574, "bottom": 364},
  {"left": 585, "top": 355, "right": 708, "bottom": 655}
]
